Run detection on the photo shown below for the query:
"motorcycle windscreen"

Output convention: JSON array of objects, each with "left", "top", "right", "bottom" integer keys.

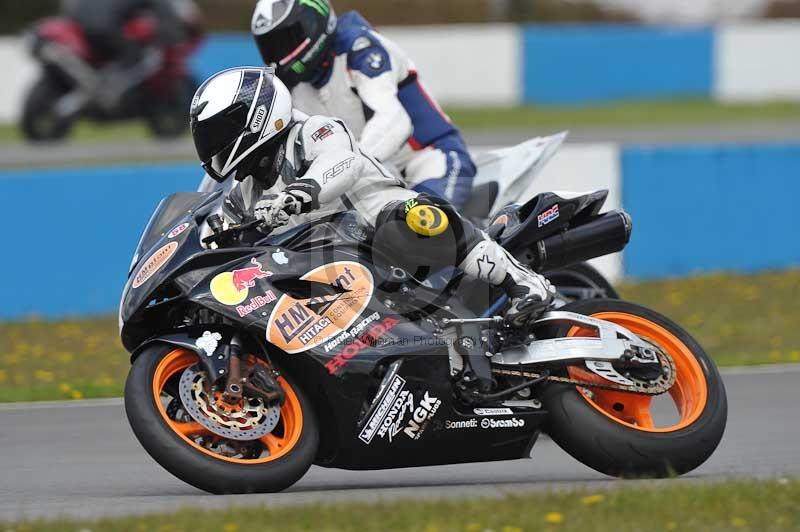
[{"left": 129, "top": 191, "right": 220, "bottom": 275}]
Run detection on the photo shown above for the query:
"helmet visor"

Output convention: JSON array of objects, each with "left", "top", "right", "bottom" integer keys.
[
  {"left": 192, "top": 101, "right": 249, "bottom": 174},
  {"left": 256, "top": 21, "right": 313, "bottom": 66}
]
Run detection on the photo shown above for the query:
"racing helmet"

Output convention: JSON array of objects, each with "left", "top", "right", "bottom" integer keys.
[
  {"left": 251, "top": 0, "right": 337, "bottom": 88},
  {"left": 190, "top": 67, "right": 293, "bottom": 186}
]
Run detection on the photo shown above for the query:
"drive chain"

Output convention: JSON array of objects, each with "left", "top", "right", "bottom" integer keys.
[{"left": 491, "top": 353, "right": 677, "bottom": 396}]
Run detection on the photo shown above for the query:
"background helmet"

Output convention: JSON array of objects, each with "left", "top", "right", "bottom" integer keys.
[
  {"left": 190, "top": 67, "right": 293, "bottom": 185},
  {"left": 251, "top": 0, "right": 337, "bottom": 88}
]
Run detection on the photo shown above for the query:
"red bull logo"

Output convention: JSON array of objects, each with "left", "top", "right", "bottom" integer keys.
[{"left": 211, "top": 258, "right": 273, "bottom": 306}]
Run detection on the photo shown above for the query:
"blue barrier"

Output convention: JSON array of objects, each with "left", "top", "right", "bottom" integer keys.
[
  {"left": 2, "top": 144, "right": 800, "bottom": 319},
  {"left": 0, "top": 163, "right": 200, "bottom": 319},
  {"left": 190, "top": 33, "right": 262, "bottom": 83},
  {"left": 522, "top": 25, "right": 714, "bottom": 105},
  {"left": 623, "top": 143, "right": 800, "bottom": 278}
]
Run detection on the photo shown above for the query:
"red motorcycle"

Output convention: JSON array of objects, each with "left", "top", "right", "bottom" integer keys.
[{"left": 21, "top": 9, "right": 204, "bottom": 142}]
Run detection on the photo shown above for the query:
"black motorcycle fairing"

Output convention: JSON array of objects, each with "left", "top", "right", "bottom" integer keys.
[
  {"left": 129, "top": 325, "right": 244, "bottom": 381},
  {"left": 129, "top": 191, "right": 219, "bottom": 274},
  {"left": 258, "top": 211, "right": 374, "bottom": 251},
  {"left": 122, "top": 194, "right": 553, "bottom": 471},
  {"left": 500, "top": 190, "right": 609, "bottom": 253},
  {"left": 267, "top": 302, "right": 547, "bottom": 470}
]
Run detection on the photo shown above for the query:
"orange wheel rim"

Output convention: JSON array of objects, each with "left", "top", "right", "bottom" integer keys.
[
  {"left": 152, "top": 349, "right": 304, "bottom": 464},
  {"left": 567, "top": 312, "right": 708, "bottom": 433}
]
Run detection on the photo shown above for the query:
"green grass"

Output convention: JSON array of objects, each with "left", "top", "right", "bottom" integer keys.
[
  {"left": 0, "top": 120, "right": 157, "bottom": 143},
  {"left": 3, "top": 99, "right": 800, "bottom": 144},
  {"left": 0, "top": 269, "right": 797, "bottom": 403},
  {"left": 618, "top": 269, "right": 800, "bottom": 367},
  {"left": 3, "top": 479, "right": 799, "bottom": 531},
  {"left": 447, "top": 99, "right": 800, "bottom": 130}
]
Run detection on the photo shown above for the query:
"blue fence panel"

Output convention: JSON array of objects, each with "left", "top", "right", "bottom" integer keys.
[
  {"left": 0, "top": 163, "right": 200, "bottom": 319},
  {"left": 522, "top": 25, "right": 714, "bottom": 105},
  {"left": 623, "top": 144, "right": 800, "bottom": 278},
  {"left": 191, "top": 33, "right": 263, "bottom": 83}
]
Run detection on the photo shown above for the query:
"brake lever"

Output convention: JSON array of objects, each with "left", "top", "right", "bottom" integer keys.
[{"left": 202, "top": 219, "right": 264, "bottom": 247}]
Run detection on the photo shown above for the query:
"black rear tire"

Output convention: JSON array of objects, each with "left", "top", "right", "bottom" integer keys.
[
  {"left": 125, "top": 344, "right": 319, "bottom": 494},
  {"left": 541, "top": 299, "right": 727, "bottom": 478},
  {"left": 145, "top": 76, "right": 197, "bottom": 138},
  {"left": 20, "top": 77, "right": 74, "bottom": 142},
  {"left": 546, "top": 262, "right": 620, "bottom": 300}
]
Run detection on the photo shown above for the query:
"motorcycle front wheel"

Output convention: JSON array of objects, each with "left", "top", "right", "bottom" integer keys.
[
  {"left": 20, "top": 77, "right": 74, "bottom": 142},
  {"left": 541, "top": 299, "right": 727, "bottom": 478},
  {"left": 125, "top": 344, "right": 318, "bottom": 494}
]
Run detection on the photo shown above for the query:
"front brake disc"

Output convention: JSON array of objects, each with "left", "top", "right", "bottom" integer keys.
[{"left": 179, "top": 364, "right": 280, "bottom": 441}]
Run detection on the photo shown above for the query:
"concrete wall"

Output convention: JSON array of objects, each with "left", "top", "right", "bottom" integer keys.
[{"left": 715, "top": 21, "right": 800, "bottom": 102}]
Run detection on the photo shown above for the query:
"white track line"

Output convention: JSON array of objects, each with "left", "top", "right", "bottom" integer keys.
[{"left": 1, "top": 363, "right": 798, "bottom": 412}]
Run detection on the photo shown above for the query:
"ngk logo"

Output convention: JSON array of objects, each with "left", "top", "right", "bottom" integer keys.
[{"left": 403, "top": 392, "right": 441, "bottom": 440}]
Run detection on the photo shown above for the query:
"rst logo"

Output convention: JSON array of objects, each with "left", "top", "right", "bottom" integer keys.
[
  {"left": 267, "top": 262, "right": 374, "bottom": 354},
  {"left": 322, "top": 157, "right": 355, "bottom": 183}
]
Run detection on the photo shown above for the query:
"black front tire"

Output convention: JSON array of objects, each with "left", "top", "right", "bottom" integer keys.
[
  {"left": 541, "top": 299, "right": 727, "bottom": 478},
  {"left": 20, "top": 77, "right": 74, "bottom": 142},
  {"left": 125, "top": 344, "right": 319, "bottom": 494}
]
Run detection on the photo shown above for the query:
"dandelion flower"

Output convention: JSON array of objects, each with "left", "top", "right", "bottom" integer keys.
[
  {"left": 730, "top": 517, "right": 747, "bottom": 528},
  {"left": 544, "top": 512, "right": 564, "bottom": 524},
  {"left": 581, "top": 494, "right": 604, "bottom": 505}
]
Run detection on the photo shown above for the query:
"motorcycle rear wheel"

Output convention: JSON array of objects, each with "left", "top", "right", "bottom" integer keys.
[
  {"left": 21, "top": 77, "right": 74, "bottom": 142},
  {"left": 145, "top": 76, "right": 196, "bottom": 138},
  {"left": 546, "top": 262, "right": 619, "bottom": 300},
  {"left": 541, "top": 299, "right": 727, "bottom": 478},
  {"left": 125, "top": 344, "right": 318, "bottom": 494}
]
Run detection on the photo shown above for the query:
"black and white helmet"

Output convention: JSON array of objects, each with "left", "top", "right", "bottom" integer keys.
[{"left": 190, "top": 67, "right": 293, "bottom": 185}]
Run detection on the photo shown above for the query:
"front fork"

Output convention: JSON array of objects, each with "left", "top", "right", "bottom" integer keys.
[{"left": 220, "top": 334, "right": 285, "bottom": 408}]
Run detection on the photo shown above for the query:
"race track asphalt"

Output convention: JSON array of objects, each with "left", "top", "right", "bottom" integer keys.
[
  {"left": 1, "top": 364, "right": 798, "bottom": 522},
  {"left": 1, "top": 120, "right": 799, "bottom": 170}
]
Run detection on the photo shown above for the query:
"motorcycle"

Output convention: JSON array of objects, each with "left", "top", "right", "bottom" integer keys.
[
  {"left": 21, "top": 8, "right": 203, "bottom": 142},
  {"left": 121, "top": 187, "right": 727, "bottom": 494}
]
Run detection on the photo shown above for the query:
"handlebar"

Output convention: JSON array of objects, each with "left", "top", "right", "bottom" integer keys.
[{"left": 202, "top": 215, "right": 268, "bottom": 247}]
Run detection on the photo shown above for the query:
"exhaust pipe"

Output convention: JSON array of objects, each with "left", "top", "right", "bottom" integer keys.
[{"left": 527, "top": 210, "right": 632, "bottom": 271}]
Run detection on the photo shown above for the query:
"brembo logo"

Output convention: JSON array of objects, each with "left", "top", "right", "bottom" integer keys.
[
  {"left": 480, "top": 418, "right": 525, "bottom": 429},
  {"left": 250, "top": 105, "right": 267, "bottom": 133}
]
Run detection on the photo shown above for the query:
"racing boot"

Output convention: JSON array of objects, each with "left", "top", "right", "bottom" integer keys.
[{"left": 460, "top": 238, "right": 555, "bottom": 327}]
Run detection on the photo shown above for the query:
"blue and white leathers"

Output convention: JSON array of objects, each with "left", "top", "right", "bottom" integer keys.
[{"left": 290, "top": 11, "right": 476, "bottom": 208}]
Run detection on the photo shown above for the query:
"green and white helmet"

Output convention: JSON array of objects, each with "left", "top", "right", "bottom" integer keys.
[{"left": 251, "top": 0, "right": 337, "bottom": 88}]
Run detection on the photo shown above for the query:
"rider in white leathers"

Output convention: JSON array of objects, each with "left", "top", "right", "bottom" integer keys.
[
  {"left": 250, "top": 0, "right": 476, "bottom": 209},
  {"left": 190, "top": 68, "right": 555, "bottom": 394}
]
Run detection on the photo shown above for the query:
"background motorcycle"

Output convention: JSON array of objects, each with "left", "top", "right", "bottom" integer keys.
[
  {"left": 21, "top": 10, "right": 203, "bottom": 142},
  {"left": 120, "top": 188, "right": 727, "bottom": 494}
]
